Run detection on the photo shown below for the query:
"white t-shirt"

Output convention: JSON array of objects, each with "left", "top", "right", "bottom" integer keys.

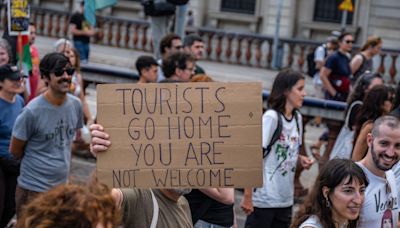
[
  {"left": 299, "top": 215, "right": 323, "bottom": 228},
  {"left": 253, "top": 110, "right": 302, "bottom": 208},
  {"left": 313, "top": 45, "right": 326, "bottom": 85},
  {"left": 357, "top": 163, "right": 400, "bottom": 228}
]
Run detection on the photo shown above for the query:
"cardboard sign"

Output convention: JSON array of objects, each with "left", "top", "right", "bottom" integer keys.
[
  {"left": 7, "top": 0, "right": 30, "bottom": 35},
  {"left": 96, "top": 82, "right": 263, "bottom": 188}
]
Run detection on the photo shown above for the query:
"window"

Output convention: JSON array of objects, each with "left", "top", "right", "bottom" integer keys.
[
  {"left": 314, "top": 0, "right": 354, "bottom": 24},
  {"left": 221, "top": 0, "right": 256, "bottom": 14}
]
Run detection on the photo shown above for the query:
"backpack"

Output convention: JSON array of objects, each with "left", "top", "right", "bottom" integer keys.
[
  {"left": 306, "top": 44, "right": 327, "bottom": 78},
  {"left": 263, "top": 109, "right": 301, "bottom": 158},
  {"left": 167, "top": 0, "right": 189, "bottom": 5},
  {"left": 141, "top": 0, "right": 176, "bottom": 16}
]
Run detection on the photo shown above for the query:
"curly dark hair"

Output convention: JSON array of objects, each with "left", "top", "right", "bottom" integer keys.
[
  {"left": 354, "top": 85, "right": 391, "bottom": 141},
  {"left": 159, "top": 33, "right": 181, "bottom": 55},
  {"left": 291, "top": 158, "right": 368, "bottom": 228},
  {"left": 162, "top": 52, "right": 195, "bottom": 78},
  {"left": 267, "top": 69, "right": 305, "bottom": 113},
  {"left": 16, "top": 184, "right": 120, "bottom": 228}
]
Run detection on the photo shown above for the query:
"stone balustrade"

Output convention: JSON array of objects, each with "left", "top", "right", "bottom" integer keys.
[{"left": 19, "top": 5, "right": 400, "bottom": 84}]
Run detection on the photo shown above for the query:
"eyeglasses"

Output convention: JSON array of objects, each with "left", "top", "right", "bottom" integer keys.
[
  {"left": 344, "top": 40, "right": 354, "bottom": 44},
  {"left": 185, "top": 67, "right": 195, "bottom": 73},
  {"left": 53, "top": 67, "right": 75, "bottom": 77}
]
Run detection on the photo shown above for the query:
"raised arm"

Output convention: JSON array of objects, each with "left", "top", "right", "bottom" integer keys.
[{"left": 352, "top": 122, "right": 373, "bottom": 161}]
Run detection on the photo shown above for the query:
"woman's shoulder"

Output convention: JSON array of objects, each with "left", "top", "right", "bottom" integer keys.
[
  {"left": 263, "top": 109, "right": 280, "bottom": 119},
  {"left": 298, "top": 215, "right": 323, "bottom": 228}
]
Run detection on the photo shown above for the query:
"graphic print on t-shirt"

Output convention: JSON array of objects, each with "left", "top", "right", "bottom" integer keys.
[
  {"left": 269, "top": 133, "right": 299, "bottom": 180},
  {"left": 44, "top": 118, "right": 76, "bottom": 149},
  {"left": 381, "top": 209, "right": 393, "bottom": 228},
  {"left": 374, "top": 188, "right": 398, "bottom": 215}
]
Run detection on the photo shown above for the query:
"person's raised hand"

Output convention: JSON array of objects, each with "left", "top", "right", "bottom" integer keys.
[{"left": 89, "top": 124, "right": 111, "bottom": 157}]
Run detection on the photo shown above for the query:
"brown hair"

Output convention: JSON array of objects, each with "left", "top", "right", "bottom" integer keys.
[
  {"left": 360, "top": 36, "right": 382, "bottom": 51},
  {"left": 71, "top": 47, "right": 81, "bottom": 74},
  {"left": 268, "top": 69, "right": 304, "bottom": 113},
  {"left": 17, "top": 184, "right": 120, "bottom": 228},
  {"left": 291, "top": 159, "right": 368, "bottom": 228}
]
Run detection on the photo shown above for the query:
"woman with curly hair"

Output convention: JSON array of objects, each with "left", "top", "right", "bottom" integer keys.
[
  {"left": 291, "top": 158, "right": 368, "bottom": 228},
  {"left": 16, "top": 183, "right": 120, "bottom": 228},
  {"left": 352, "top": 85, "right": 393, "bottom": 161}
]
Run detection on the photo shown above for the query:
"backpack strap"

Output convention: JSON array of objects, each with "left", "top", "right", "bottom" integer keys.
[
  {"left": 293, "top": 110, "right": 302, "bottom": 146},
  {"left": 149, "top": 189, "right": 159, "bottom": 228},
  {"left": 263, "top": 110, "right": 282, "bottom": 158}
]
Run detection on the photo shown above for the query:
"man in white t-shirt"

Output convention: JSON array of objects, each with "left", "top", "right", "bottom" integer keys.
[{"left": 357, "top": 115, "right": 400, "bottom": 228}]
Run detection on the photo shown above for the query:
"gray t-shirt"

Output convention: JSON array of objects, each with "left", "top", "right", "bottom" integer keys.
[
  {"left": 121, "top": 189, "right": 193, "bottom": 228},
  {"left": 13, "top": 94, "right": 83, "bottom": 192}
]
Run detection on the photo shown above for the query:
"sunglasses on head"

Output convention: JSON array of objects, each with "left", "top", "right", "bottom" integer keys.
[{"left": 53, "top": 67, "right": 75, "bottom": 77}]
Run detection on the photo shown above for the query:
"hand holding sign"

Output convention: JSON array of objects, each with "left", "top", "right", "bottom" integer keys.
[{"left": 96, "top": 82, "right": 263, "bottom": 188}]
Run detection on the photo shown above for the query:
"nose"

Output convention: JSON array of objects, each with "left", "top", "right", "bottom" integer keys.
[
  {"left": 353, "top": 192, "right": 364, "bottom": 205},
  {"left": 385, "top": 146, "right": 396, "bottom": 157}
]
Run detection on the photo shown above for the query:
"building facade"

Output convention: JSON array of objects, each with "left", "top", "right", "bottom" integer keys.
[{"left": 37, "top": 0, "right": 400, "bottom": 48}]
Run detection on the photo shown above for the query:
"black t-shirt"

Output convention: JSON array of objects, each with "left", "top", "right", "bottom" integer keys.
[
  {"left": 185, "top": 190, "right": 234, "bottom": 226},
  {"left": 69, "top": 12, "right": 90, "bottom": 43}
]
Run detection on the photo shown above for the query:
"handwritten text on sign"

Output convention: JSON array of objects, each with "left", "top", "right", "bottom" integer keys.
[{"left": 96, "top": 82, "right": 262, "bottom": 188}]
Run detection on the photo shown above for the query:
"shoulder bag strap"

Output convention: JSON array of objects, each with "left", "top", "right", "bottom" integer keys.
[
  {"left": 150, "top": 189, "right": 159, "bottom": 228},
  {"left": 344, "top": 101, "right": 363, "bottom": 127}
]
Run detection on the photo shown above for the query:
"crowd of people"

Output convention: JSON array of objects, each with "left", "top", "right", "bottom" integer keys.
[{"left": 0, "top": 1, "right": 400, "bottom": 228}]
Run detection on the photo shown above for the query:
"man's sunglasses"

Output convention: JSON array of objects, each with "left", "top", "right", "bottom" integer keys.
[
  {"left": 344, "top": 40, "right": 354, "bottom": 44},
  {"left": 53, "top": 67, "right": 75, "bottom": 77}
]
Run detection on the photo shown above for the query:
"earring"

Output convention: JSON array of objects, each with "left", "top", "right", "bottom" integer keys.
[{"left": 325, "top": 198, "right": 331, "bottom": 208}]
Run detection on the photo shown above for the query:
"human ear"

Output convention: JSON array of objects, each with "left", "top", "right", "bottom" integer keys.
[
  {"left": 367, "top": 133, "right": 373, "bottom": 147},
  {"left": 322, "top": 186, "right": 330, "bottom": 199}
]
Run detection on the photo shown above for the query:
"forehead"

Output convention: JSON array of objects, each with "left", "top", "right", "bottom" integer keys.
[
  {"left": 192, "top": 41, "right": 204, "bottom": 48},
  {"left": 337, "top": 176, "right": 364, "bottom": 187},
  {"left": 172, "top": 39, "right": 182, "bottom": 46},
  {"left": 374, "top": 124, "right": 400, "bottom": 142},
  {"left": 342, "top": 35, "right": 353, "bottom": 41}
]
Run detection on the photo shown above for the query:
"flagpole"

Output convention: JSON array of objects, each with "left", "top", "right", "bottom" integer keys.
[{"left": 17, "top": 32, "right": 22, "bottom": 69}]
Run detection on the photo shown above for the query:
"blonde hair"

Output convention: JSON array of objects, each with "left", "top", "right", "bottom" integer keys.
[{"left": 361, "top": 36, "right": 382, "bottom": 51}]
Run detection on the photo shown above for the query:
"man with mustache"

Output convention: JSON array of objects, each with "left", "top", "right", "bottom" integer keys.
[
  {"left": 90, "top": 124, "right": 193, "bottom": 228},
  {"left": 10, "top": 52, "right": 83, "bottom": 216},
  {"left": 356, "top": 115, "right": 400, "bottom": 227}
]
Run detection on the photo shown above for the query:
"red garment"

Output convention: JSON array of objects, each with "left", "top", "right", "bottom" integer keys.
[{"left": 28, "top": 45, "right": 40, "bottom": 102}]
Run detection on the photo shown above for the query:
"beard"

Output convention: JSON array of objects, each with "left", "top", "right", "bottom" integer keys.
[
  {"left": 371, "top": 144, "right": 399, "bottom": 171},
  {"left": 167, "top": 188, "right": 192, "bottom": 196}
]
